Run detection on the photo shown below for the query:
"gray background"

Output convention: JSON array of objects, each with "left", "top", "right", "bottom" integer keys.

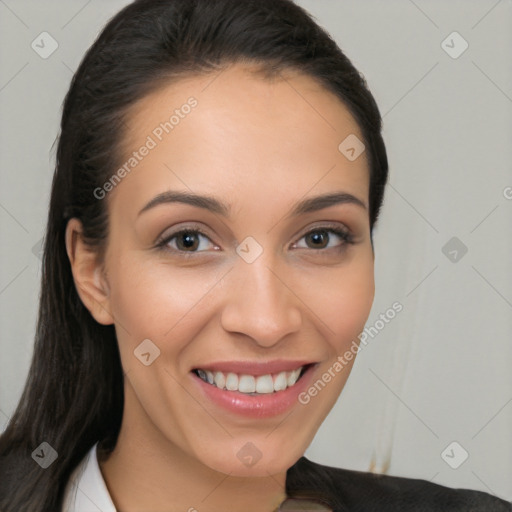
[{"left": 1, "top": 0, "right": 511, "bottom": 501}]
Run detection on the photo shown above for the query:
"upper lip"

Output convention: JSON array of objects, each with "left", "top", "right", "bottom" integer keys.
[{"left": 192, "top": 360, "right": 315, "bottom": 376}]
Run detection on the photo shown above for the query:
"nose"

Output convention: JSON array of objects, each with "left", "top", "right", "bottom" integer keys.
[{"left": 220, "top": 253, "right": 302, "bottom": 348}]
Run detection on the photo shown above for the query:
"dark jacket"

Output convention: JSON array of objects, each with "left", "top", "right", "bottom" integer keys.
[{"left": 285, "top": 456, "right": 512, "bottom": 511}]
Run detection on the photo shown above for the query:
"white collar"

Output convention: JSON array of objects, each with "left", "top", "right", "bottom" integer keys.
[{"left": 62, "top": 442, "right": 117, "bottom": 512}]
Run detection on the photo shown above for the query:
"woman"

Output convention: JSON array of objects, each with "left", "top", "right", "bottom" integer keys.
[{"left": 0, "top": 0, "right": 510, "bottom": 510}]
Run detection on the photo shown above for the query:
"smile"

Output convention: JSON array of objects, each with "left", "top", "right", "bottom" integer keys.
[
  {"left": 191, "top": 362, "right": 317, "bottom": 418},
  {"left": 193, "top": 366, "right": 306, "bottom": 395}
]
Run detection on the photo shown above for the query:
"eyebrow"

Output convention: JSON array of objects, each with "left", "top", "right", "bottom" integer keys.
[{"left": 137, "top": 190, "right": 366, "bottom": 218}]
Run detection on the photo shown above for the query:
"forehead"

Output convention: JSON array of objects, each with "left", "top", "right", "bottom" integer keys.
[{"left": 110, "top": 64, "right": 369, "bottom": 217}]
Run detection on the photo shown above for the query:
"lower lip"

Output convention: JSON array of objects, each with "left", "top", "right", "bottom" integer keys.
[{"left": 191, "top": 365, "right": 317, "bottom": 419}]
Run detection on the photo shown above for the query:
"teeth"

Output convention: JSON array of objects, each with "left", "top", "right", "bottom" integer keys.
[
  {"left": 273, "top": 371, "right": 287, "bottom": 391},
  {"left": 195, "top": 366, "right": 304, "bottom": 394},
  {"left": 287, "top": 368, "right": 301, "bottom": 387},
  {"left": 238, "top": 375, "right": 256, "bottom": 393},
  {"left": 255, "top": 374, "right": 274, "bottom": 394},
  {"left": 225, "top": 372, "right": 238, "bottom": 391},
  {"left": 214, "top": 371, "right": 226, "bottom": 389}
]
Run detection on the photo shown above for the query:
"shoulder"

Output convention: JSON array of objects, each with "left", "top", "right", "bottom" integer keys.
[
  {"left": 286, "top": 456, "right": 512, "bottom": 511},
  {"left": 62, "top": 443, "right": 116, "bottom": 512}
]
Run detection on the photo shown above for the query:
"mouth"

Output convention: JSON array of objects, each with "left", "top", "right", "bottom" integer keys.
[
  {"left": 192, "top": 364, "right": 311, "bottom": 395},
  {"left": 190, "top": 362, "right": 317, "bottom": 418}
]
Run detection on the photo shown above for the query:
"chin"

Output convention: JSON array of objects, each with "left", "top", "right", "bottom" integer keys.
[{"left": 190, "top": 432, "right": 314, "bottom": 478}]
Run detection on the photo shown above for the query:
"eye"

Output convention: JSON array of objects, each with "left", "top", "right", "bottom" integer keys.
[
  {"left": 157, "top": 228, "right": 218, "bottom": 255},
  {"left": 156, "top": 224, "right": 353, "bottom": 257},
  {"left": 292, "top": 226, "right": 353, "bottom": 251}
]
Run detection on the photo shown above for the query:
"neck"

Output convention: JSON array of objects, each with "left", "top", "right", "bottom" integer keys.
[{"left": 99, "top": 381, "right": 288, "bottom": 512}]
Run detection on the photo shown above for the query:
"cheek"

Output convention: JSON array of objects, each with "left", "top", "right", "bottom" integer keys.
[
  {"left": 294, "top": 258, "right": 374, "bottom": 418},
  {"left": 106, "top": 244, "right": 374, "bottom": 372},
  {"left": 307, "top": 256, "right": 375, "bottom": 351},
  {"left": 106, "top": 255, "right": 227, "bottom": 364}
]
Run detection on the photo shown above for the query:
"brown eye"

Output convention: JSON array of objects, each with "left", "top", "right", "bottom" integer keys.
[
  {"left": 294, "top": 227, "right": 352, "bottom": 251},
  {"left": 304, "top": 230, "right": 329, "bottom": 249},
  {"left": 175, "top": 231, "right": 201, "bottom": 251},
  {"left": 158, "top": 228, "right": 217, "bottom": 255}
]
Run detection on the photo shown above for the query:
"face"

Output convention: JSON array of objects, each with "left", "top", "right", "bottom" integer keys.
[{"left": 88, "top": 64, "right": 374, "bottom": 477}]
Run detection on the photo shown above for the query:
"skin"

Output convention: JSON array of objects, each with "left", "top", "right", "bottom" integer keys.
[{"left": 65, "top": 63, "right": 375, "bottom": 512}]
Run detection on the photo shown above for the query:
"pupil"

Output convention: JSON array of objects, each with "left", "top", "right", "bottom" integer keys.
[
  {"left": 308, "top": 230, "right": 327, "bottom": 248},
  {"left": 179, "top": 232, "right": 198, "bottom": 250}
]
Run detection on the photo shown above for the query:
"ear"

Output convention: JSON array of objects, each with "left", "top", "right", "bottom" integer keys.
[{"left": 65, "top": 218, "right": 114, "bottom": 325}]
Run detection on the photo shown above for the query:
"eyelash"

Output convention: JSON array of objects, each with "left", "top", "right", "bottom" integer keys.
[{"left": 155, "top": 224, "right": 354, "bottom": 258}]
